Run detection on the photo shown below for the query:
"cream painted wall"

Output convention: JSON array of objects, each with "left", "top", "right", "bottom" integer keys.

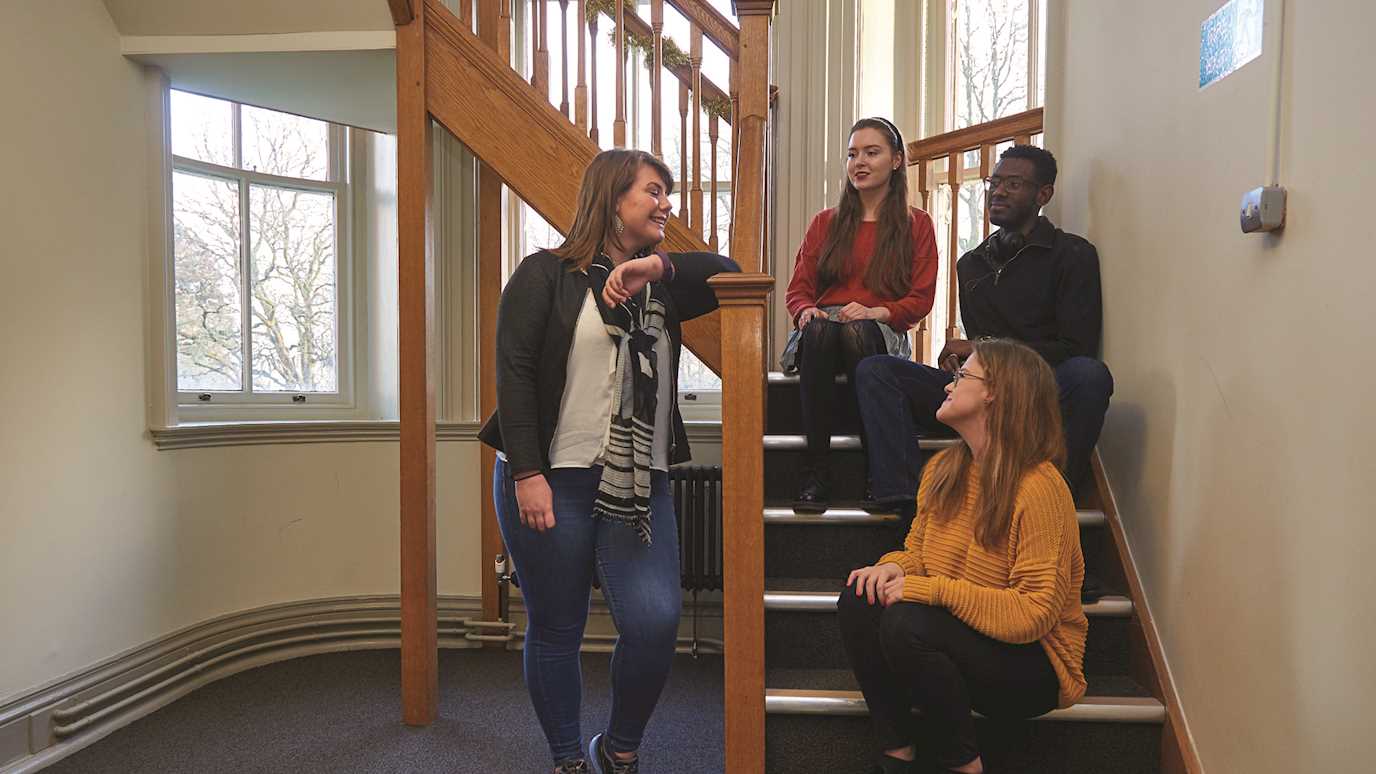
[
  {"left": 0, "top": 1, "right": 488, "bottom": 702},
  {"left": 1045, "top": 1, "right": 1375, "bottom": 770},
  {"left": 102, "top": 0, "right": 392, "bottom": 36}
]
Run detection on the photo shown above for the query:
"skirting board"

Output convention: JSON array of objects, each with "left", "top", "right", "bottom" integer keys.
[{"left": 0, "top": 593, "right": 723, "bottom": 774}]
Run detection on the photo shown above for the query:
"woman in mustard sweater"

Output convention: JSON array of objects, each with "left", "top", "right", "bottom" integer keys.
[{"left": 837, "top": 338, "right": 1088, "bottom": 774}]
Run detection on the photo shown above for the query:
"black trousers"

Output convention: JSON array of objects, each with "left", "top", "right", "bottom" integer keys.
[
  {"left": 797, "top": 317, "right": 887, "bottom": 473},
  {"left": 836, "top": 591, "right": 1059, "bottom": 769}
]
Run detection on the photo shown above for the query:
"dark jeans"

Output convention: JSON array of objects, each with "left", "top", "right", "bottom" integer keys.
[
  {"left": 797, "top": 318, "right": 887, "bottom": 474},
  {"left": 836, "top": 592, "right": 1059, "bottom": 769},
  {"left": 494, "top": 458, "right": 682, "bottom": 764},
  {"left": 854, "top": 354, "right": 1113, "bottom": 500}
]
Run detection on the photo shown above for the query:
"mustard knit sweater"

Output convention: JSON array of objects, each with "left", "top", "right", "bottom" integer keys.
[{"left": 878, "top": 459, "right": 1088, "bottom": 708}]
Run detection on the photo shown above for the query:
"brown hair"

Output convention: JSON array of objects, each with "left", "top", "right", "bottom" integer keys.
[
  {"left": 921, "top": 339, "right": 1066, "bottom": 548},
  {"left": 551, "top": 149, "right": 675, "bottom": 271},
  {"left": 815, "top": 117, "right": 914, "bottom": 299}
]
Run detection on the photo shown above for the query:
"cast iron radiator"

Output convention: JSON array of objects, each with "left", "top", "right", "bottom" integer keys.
[{"left": 670, "top": 464, "right": 724, "bottom": 593}]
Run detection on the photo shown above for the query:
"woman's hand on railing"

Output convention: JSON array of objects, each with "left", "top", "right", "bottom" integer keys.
[
  {"left": 602, "top": 254, "right": 667, "bottom": 307},
  {"left": 515, "top": 473, "right": 556, "bottom": 532},
  {"left": 846, "top": 562, "right": 905, "bottom": 605},
  {"left": 836, "top": 302, "right": 891, "bottom": 323}
]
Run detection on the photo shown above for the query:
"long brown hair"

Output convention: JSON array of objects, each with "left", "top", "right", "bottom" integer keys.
[
  {"left": 551, "top": 149, "right": 674, "bottom": 272},
  {"left": 815, "top": 117, "right": 914, "bottom": 299},
  {"left": 922, "top": 339, "right": 1066, "bottom": 548}
]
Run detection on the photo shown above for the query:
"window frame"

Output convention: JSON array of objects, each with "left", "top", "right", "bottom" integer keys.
[
  {"left": 940, "top": 0, "right": 1045, "bottom": 137},
  {"left": 167, "top": 91, "right": 356, "bottom": 420}
]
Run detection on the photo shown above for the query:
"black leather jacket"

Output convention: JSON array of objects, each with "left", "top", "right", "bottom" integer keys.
[{"left": 477, "top": 250, "right": 738, "bottom": 477}]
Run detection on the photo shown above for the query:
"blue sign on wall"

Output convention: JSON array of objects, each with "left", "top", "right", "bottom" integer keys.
[{"left": 1200, "top": 0, "right": 1264, "bottom": 89}]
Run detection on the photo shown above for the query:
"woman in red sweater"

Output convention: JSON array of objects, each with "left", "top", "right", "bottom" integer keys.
[{"left": 785, "top": 117, "right": 939, "bottom": 511}]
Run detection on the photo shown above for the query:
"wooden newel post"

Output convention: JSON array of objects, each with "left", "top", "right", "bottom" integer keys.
[
  {"left": 708, "top": 272, "right": 773, "bottom": 774},
  {"left": 395, "top": 0, "right": 438, "bottom": 727}
]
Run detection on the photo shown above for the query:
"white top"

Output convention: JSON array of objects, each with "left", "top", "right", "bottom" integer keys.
[{"left": 548, "top": 289, "right": 673, "bottom": 471}]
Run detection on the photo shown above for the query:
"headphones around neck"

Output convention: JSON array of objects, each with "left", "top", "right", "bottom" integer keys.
[{"left": 995, "top": 228, "right": 1026, "bottom": 259}]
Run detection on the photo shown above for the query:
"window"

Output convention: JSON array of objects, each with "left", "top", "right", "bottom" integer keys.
[{"left": 169, "top": 90, "right": 351, "bottom": 415}]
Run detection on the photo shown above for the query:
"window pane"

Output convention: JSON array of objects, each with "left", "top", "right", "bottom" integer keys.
[
  {"left": 241, "top": 105, "right": 330, "bottom": 180},
  {"left": 954, "top": 0, "right": 1029, "bottom": 129},
  {"left": 679, "top": 348, "right": 721, "bottom": 391},
  {"left": 170, "top": 91, "right": 234, "bottom": 166},
  {"left": 174, "top": 171, "right": 243, "bottom": 390},
  {"left": 248, "top": 186, "right": 338, "bottom": 392}
]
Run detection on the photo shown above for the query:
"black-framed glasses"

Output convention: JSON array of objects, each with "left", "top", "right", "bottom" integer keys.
[{"left": 983, "top": 175, "right": 1041, "bottom": 194}]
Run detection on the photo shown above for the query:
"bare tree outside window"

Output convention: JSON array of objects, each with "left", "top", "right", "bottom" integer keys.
[
  {"left": 170, "top": 91, "right": 341, "bottom": 399},
  {"left": 954, "top": 0, "right": 1029, "bottom": 255}
]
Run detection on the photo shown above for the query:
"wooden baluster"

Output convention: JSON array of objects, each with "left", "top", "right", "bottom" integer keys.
[
  {"left": 679, "top": 80, "right": 690, "bottom": 224},
  {"left": 459, "top": 0, "right": 473, "bottom": 26},
  {"left": 980, "top": 143, "right": 994, "bottom": 240},
  {"left": 631, "top": 45, "right": 640, "bottom": 148},
  {"left": 1014, "top": 132, "right": 1031, "bottom": 146},
  {"left": 690, "top": 26, "right": 704, "bottom": 239},
  {"left": 535, "top": 0, "right": 550, "bottom": 99},
  {"left": 589, "top": 12, "right": 599, "bottom": 144},
  {"left": 559, "top": 0, "right": 570, "bottom": 118},
  {"left": 613, "top": 0, "right": 626, "bottom": 147},
  {"left": 946, "top": 151, "right": 961, "bottom": 342},
  {"left": 651, "top": 0, "right": 664, "bottom": 160},
  {"left": 709, "top": 113, "right": 719, "bottom": 251},
  {"left": 916, "top": 159, "right": 931, "bottom": 363},
  {"left": 729, "top": 59, "right": 739, "bottom": 249},
  {"left": 575, "top": 0, "right": 587, "bottom": 131}
]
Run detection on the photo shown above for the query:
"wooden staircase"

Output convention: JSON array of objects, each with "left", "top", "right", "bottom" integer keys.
[{"left": 392, "top": 1, "right": 1194, "bottom": 771}]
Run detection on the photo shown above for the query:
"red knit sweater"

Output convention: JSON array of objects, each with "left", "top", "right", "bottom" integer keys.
[{"left": 785, "top": 208, "right": 939, "bottom": 332}]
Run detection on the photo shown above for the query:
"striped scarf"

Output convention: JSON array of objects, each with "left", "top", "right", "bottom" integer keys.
[{"left": 588, "top": 255, "right": 667, "bottom": 544}]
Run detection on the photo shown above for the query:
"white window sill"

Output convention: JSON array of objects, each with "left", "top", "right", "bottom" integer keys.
[{"left": 150, "top": 420, "right": 723, "bottom": 451}]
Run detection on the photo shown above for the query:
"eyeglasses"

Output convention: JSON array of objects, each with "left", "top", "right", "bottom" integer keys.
[
  {"left": 983, "top": 175, "right": 1041, "bottom": 194},
  {"left": 943, "top": 354, "right": 988, "bottom": 385}
]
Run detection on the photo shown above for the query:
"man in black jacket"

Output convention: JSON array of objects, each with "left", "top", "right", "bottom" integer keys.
[{"left": 855, "top": 145, "right": 1113, "bottom": 505}]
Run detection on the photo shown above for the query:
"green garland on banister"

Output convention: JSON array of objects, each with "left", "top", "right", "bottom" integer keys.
[{"left": 583, "top": 0, "right": 731, "bottom": 121}]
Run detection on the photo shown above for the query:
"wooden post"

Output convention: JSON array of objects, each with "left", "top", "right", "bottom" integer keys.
[
  {"left": 589, "top": 13, "right": 600, "bottom": 144},
  {"left": 980, "top": 142, "right": 994, "bottom": 240},
  {"left": 709, "top": 113, "right": 719, "bottom": 252},
  {"left": 535, "top": 0, "right": 550, "bottom": 97},
  {"left": 559, "top": 0, "right": 571, "bottom": 117},
  {"left": 946, "top": 150, "right": 960, "bottom": 341},
  {"left": 730, "top": 1, "right": 773, "bottom": 275},
  {"left": 613, "top": 0, "right": 626, "bottom": 147},
  {"left": 708, "top": 273, "right": 772, "bottom": 774},
  {"left": 477, "top": 0, "right": 509, "bottom": 653},
  {"left": 395, "top": 0, "right": 437, "bottom": 727},
  {"left": 575, "top": 0, "right": 588, "bottom": 131},
  {"left": 651, "top": 0, "right": 664, "bottom": 160},
  {"left": 689, "top": 26, "right": 704, "bottom": 240}
]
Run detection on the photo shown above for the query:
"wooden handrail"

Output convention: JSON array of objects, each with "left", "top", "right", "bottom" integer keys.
[
  {"left": 666, "top": 0, "right": 739, "bottom": 59},
  {"left": 388, "top": 0, "right": 415, "bottom": 26},
  {"left": 907, "top": 107, "right": 1044, "bottom": 162}
]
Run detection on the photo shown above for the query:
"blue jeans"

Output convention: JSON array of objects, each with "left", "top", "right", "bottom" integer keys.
[
  {"left": 494, "top": 458, "right": 682, "bottom": 764},
  {"left": 854, "top": 355, "right": 1113, "bottom": 500}
]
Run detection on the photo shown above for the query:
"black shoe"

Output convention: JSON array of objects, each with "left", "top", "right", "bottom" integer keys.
[
  {"left": 792, "top": 473, "right": 829, "bottom": 513},
  {"left": 861, "top": 481, "right": 884, "bottom": 513},
  {"left": 589, "top": 733, "right": 638, "bottom": 774}
]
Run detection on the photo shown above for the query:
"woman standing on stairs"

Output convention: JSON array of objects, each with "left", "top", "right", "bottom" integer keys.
[
  {"left": 477, "top": 149, "right": 737, "bottom": 774},
  {"left": 836, "top": 339, "right": 1088, "bottom": 774},
  {"left": 784, "top": 117, "right": 939, "bottom": 513}
]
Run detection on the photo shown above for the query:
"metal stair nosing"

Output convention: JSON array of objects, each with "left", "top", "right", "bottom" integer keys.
[
  {"left": 764, "top": 507, "right": 1107, "bottom": 527},
  {"left": 764, "top": 435, "right": 957, "bottom": 451},
  {"left": 764, "top": 688, "right": 1166, "bottom": 724},
  {"left": 762, "top": 591, "right": 1133, "bottom": 619}
]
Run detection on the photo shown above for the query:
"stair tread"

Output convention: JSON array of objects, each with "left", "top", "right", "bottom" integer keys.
[
  {"left": 763, "top": 505, "right": 1106, "bottom": 526},
  {"left": 764, "top": 434, "right": 959, "bottom": 450},
  {"left": 762, "top": 579, "right": 1132, "bottom": 617},
  {"left": 766, "top": 668, "right": 1153, "bottom": 700}
]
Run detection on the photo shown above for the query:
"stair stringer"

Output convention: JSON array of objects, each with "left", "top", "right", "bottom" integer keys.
[{"left": 422, "top": 0, "right": 723, "bottom": 371}]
